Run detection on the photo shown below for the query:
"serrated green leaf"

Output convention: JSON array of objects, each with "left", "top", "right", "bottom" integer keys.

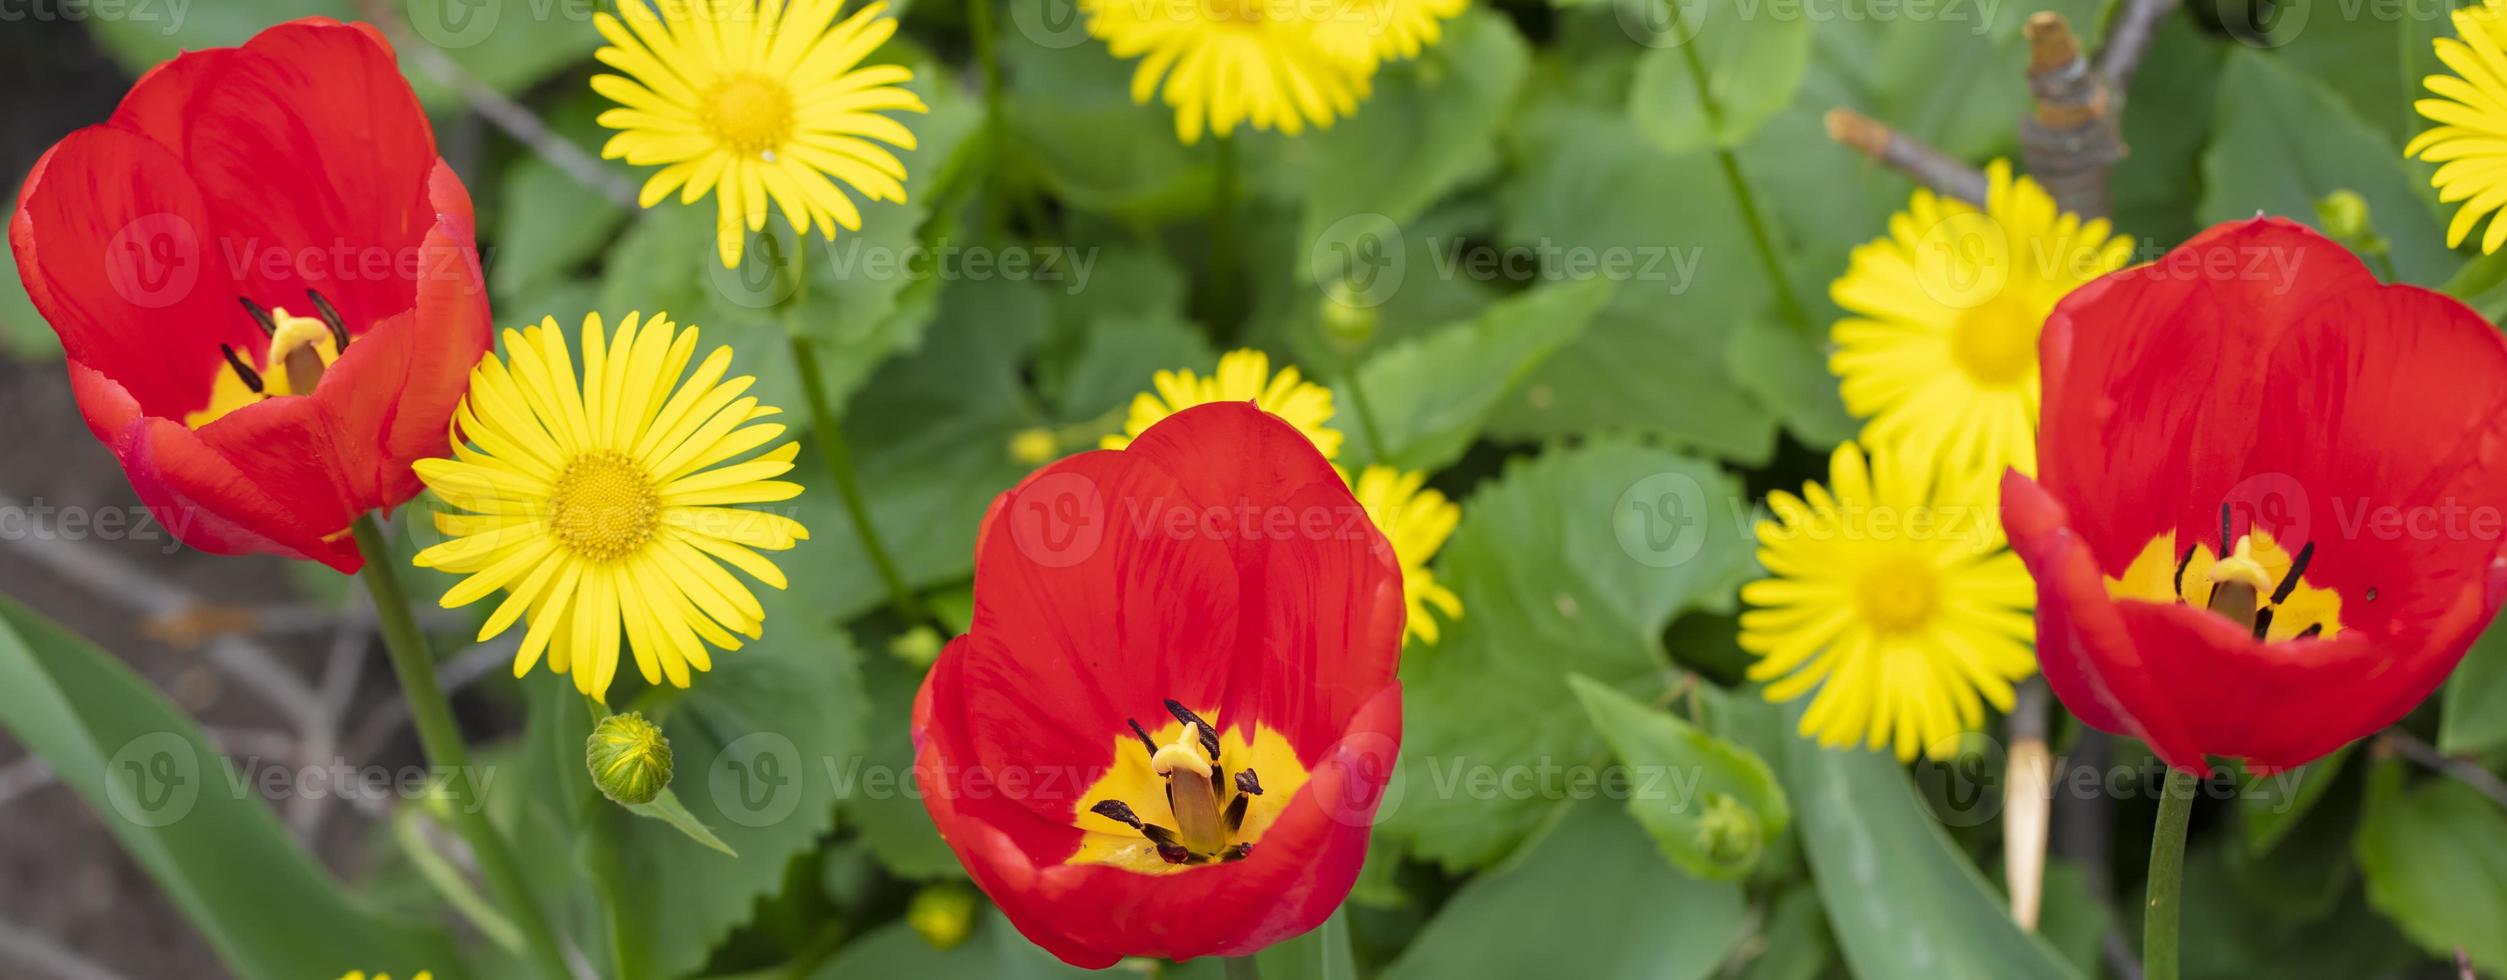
[
  {"left": 1379, "top": 801, "right": 1748, "bottom": 980},
  {"left": 2354, "top": 760, "right": 2507, "bottom": 972},
  {"left": 1628, "top": 0, "right": 1813, "bottom": 155},
  {"left": 2198, "top": 49, "right": 2454, "bottom": 286},
  {"left": 1340, "top": 278, "right": 1613, "bottom": 471},
  {"left": 1301, "top": 9, "right": 1529, "bottom": 230},
  {"left": 807, "top": 912, "right": 1097, "bottom": 979},
  {"left": 0, "top": 597, "right": 458, "bottom": 978},
  {"left": 1725, "top": 316, "right": 1856, "bottom": 451},
  {"left": 1781, "top": 701, "right": 2085, "bottom": 980},
  {"left": 843, "top": 654, "right": 964, "bottom": 880},
  {"left": 1568, "top": 675, "right": 1790, "bottom": 880},
  {"left": 1382, "top": 441, "right": 1756, "bottom": 870}
]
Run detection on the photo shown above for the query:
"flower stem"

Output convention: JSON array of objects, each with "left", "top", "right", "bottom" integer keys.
[
  {"left": 1670, "top": 15, "right": 1814, "bottom": 333},
  {"left": 789, "top": 333, "right": 927, "bottom": 626},
  {"left": 351, "top": 515, "right": 572, "bottom": 980},
  {"left": 2142, "top": 766, "right": 2198, "bottom": 980}
]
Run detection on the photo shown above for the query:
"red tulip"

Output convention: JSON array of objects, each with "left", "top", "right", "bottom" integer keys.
[
  {"left": 2003, "top": 217, "right": 2507, "bottom": 773},
  {"left": 9, "top": 19, "right": 489, "bottom": 573},
  {"left": 912, "top": 401, "right": 1405, "bottom": 967}
]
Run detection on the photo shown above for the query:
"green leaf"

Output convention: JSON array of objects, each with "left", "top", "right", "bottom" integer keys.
[
  {"left": 1382, "top": 441, "right": 1756, "bottom": 870},
  {"left": 2354, "top": 760, "right": 2507, "bottom": 972},
  {"left": 844, "top": 654, "right": 965, "bottom": 880},
  {"left": 999, "top": 19, "right": 1211, "bottom": 220},
  {"left": 2441, "top": 617, "right": 2507, "bottom": 754},
  {"left": 2109, "top": 16, "right": 2227, "bottom": 245},
  {"left": 0, "top": 198, "right": 55, "bottom": 362},
  {"left": 1724, "top": 316, "right": 1856, "bottom": 451},
  {"left": 1301, "top": 9, "right": 1530, "bottom": 230},
  {"left": 1628, "top": 0, "right": 1814, "bottom": 155},
  {"left": 1567, "top": 675, "right": 1790, "bottom": 880},
  {"left": 1736, "top": 885, "right": 1833, "bottom": 980},
  {"left": 0, "top": 596, "right": 457, "bottom": 978},
  {"left": 488, "top": 94, "right": 638, "bottom": 303},
  {"left": 84, "top": 1, "right": 593, "bottom": 109},
  {"left": 625, "top": 788, "right": 737, "bottom": 858},
  {"left": 1044, "top": 311, "right": 1214, "bottom": 422},
  {"left": 600, "top": 584, "right": 871, "bottom": 977},
  {"left": 808, "top": 912, "right": 1101, "bottom": 979},
  {"left": 2031, "top": 861, "right": 2116, "bottom": 978},
  {"left": 84, "top": 1, "right": 347, "bottom": 79},
  {"left": 1378, "top": 801, "right": 1748, "bottom": 980},
  {"left": 1339, "top": 278, "right": 1613, "bottom": 471},
  {"left": 1781, "top": 703, "right": 2086, "bottom": 980},
  {"left": 2197, "top": 49, "right": 2454, "bottom": 286},
  {"left": 2237, "top": 745, "right": 2353, "bottom": 856},
  {"left": 2180, "top": 842, "right": 2418, "bottom": 980}
]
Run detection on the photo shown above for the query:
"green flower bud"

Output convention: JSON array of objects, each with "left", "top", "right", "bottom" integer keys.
[
  {"left": 1318, "top": 281, "right": 1380, "bottom": 355},
  {"left": 1692, "top": 792, "right": 1764, "bottom": 875},
  {"left": 2314, "top": 190, "right": 2388, "bottom": 256},
  {"left": 907, "top": 881, "right": 980, "bottom": 950},
  {"left": 890, "top": 625, "right": 944, "bottom": 668},
  {"left": 586, "top": 712, "right": 673, "bottom": 806}
]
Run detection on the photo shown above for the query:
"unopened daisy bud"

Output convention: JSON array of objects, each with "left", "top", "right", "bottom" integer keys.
[
  {"left": 907, "top": 881, "right": 980, "bottom": 950},
  {"left": 1318, "top": 282, "right": 1380, "bottom": 355},
  {"left": 1008, "top": 427, "right": 1060, "bottom": 466},
  {"left": 890, "top": 625, "right": 944, "bottom": 668},
  {"left": 2314, "top": 190, "right": 2388, "bottom": 256},
  {"left": 1693, "top": 793, "right": 1764, "bottom": 875},
  {"left": 586, "top": 712, "right": 673, "bottom": 806}
]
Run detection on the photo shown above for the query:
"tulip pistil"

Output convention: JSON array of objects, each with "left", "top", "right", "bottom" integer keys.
[
  {"left": 2105, "top": 506, "right": 2340, "bottom": 643},
  {"left": 1086, "top": 700, "right": 1264, "bottom": 867}
]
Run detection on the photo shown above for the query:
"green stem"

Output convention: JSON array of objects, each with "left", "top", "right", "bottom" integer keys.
[
  {"left": 1670, "top": 21, "right": 1813, "bottom": 333},
  {"left": 351, "top": 516, "right": 573, "bottom": 980},
  {"left": 1209, "top": 137, "right": 1243, "bottom": 341},
  {"left": 790, "top": 333, "right": 927, "bottom": 625},
  {"left": 1223, "top": 955, "right": 1262, "bottom": 980},
  {"left": 575, "top": 695, "right": 643, "bottom": 980},
  {"left": 2443, "top": 245, "right": 2507, "bottom": 300},
  {"left": 390, "top": 807, "right": 523, "bottom": 953},
  {"left": 1335, "top": 350, "right": 1389, "bottom": 464},
  {"left": 2142, "top": 766, "right": 2198, "bottom": 980}
]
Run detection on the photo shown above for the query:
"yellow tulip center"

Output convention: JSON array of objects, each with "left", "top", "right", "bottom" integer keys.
[
  {"left": 1948, "top": 292, "right": 2041, "bottom": 388},
  {"left": 551, "top": 451, "right": 660, "bottom": 563},
  {"left": 2104, "top": 522, "right": 2344, "bottom": 643},
  {"left": 186, "top": 300, "right": 348, "bottom": 429},
  {"left": 1857, "top": 554, "right": 1940, "bottom": 634},
  {"left": 705, "top": 74, "right": 795, "bottom": 157},
  {"left": 1069, "top": 701, "right": 1310, "bottom": 875}
]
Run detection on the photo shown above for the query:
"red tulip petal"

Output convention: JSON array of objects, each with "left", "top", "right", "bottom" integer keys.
[
  {"left": 12, "top": 128, "right": 253, "bottom": 418},
  {"left": 2037, "top": 217, "right": 2376, "bottom": 574},
  {"left": 1121, "top": 401, "right": 1405, "bottom": 757},
  {"left": 962, "top": 449, "right": 1242, "bottom": 825}
]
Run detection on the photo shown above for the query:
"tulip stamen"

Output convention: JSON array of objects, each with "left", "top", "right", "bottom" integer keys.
[
  {"left": 2106, "top": 526, "right": 2345, "bottom": 644},
  {"left": 306, "top": 290, "right": 352, "bottom": 351},
  {"left": 219, "top": 344, "right": 266, "bottom": 394},
  {"left": 1087, "top": 704, "right": 1273, "bottom": 867}
]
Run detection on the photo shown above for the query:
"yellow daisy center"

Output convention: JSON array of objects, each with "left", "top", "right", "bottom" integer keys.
[
  {"left": 1856, "top": 555, "right": 1939, "bottom": 634},
  {"left": 1948, "top": 292, "right": 2040, "bottom": 388},
  {"left": 550, "top": 450, "right": 661, "bottom": 563},
  {"left": 704, "top": 73, "right": 795, "bottom": 156}
]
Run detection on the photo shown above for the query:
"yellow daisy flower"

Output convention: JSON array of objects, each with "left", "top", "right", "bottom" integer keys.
[
  {"left": 339, "top": 973, "right": 432, "bottom": 980},
  {"left": 1739, "top": 442, "right": 2036, "bottom": 762},
  {"left": 1100, "top": 349, "right": 1342, "bottom": 457},
  {"left": 1829, "top": 159, "right": 2132, "bottom": 478},
  {"left": 413, "top": 312, "right": 810, "bottom": 702},
  {"left": 1083, "top": 0, "right": 1369, "bottom": 143},
  {"left": 1352, "top": 465, "right": 1461, "bottom": 644},
  {"left": 2408, "top": 0, "right": 2507, "bottom": 252},
  {"left": 1313, "top": 0, "right": 1469, "bottom": 75},
  {"left": 592, "top": 0, "right": 928, "bottom": 268}
]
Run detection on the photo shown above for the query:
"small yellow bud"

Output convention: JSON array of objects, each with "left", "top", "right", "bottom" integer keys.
[
  {"left": 1008, "top": 427, "right": 1060, "bottom": 466},
  {"left": 1693, "top": 792, "right": 1764, "bottom": 875},
  {"left": 907, "top": 881, "right": 980, "bottom": 950},
  {"left": 586, "top": 712, "right": 673, "bottom": 806}
]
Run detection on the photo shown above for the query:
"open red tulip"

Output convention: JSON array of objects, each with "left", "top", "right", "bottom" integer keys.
[
  {"left": 2003, "top": 217, "right": 2507, "bottom": 773},
  {"left": 912, "top": 401, "right": 1405, "bottom": 967},
  {"left": 9, "top": 18, "right": 489, "bottom": 573}
]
